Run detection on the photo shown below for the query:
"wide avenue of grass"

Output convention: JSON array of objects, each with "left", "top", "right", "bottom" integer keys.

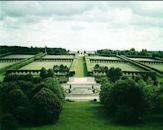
[
  {"left": 21, "top": 102, "right": 163, "bottom": 130},
  {"left": 75, "top": 56, "right": 87, "bottom": 77}
]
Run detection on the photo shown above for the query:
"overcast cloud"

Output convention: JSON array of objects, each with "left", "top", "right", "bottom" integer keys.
[{"left": 0, "top": 1, "right": 163, "bottom": 51}]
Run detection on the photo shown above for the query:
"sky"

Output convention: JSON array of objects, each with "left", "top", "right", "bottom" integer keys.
[{"left": 0, "top": 1, "right": 163, "bottom": 51}]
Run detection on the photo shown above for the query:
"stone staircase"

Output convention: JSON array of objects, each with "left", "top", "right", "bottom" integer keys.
[
  {"left": 67, "top": 77, "right": 96, "bottom": 85},
  {"left": 62, "top": 77, "right": 101, "bottom": 101}
]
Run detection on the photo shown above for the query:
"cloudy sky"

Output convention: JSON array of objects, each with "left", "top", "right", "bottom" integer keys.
[{"left": 0, "top": 1, "right": 163, "bottom": 51}]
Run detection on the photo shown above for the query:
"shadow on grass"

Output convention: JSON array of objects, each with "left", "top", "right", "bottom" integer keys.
[
  {"left": 85, "top": 102, "right": 113, "bottom": 122},
  {"left": 18, "top": 102, "right": 163, "bottom": 130},
  {"left": 86, "top": 102, "right": 163, "bottom": 127}
]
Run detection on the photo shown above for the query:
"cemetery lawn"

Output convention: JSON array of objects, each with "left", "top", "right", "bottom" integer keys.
[
  {"left": 20, "top": 102, "right": 163, "bottom": 130},
  {"left": 148, "top": 64, "right": 163, "bottom": 72},
  {"left": 19, "top": 61, "right": 71, "bottom": 70},
  {"left": 0, "top": 61, "right": 18, "bottom": 69},
  {"left": 2, "top": 54, "right": 34, "bottom": 59},
  {"left": 90, "top": 62, "right": 144, "bottom": 72}
]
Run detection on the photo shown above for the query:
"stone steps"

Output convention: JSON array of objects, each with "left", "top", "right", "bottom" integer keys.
[{"left": 62, "top": 77, "right": 101, "bottom": 101}]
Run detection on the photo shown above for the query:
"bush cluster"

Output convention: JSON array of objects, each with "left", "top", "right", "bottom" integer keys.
[
  {"left": 3, "top": 74, "right": 42, "bottom": 83},
  {"left": 0, "top": 77, "right": 64, "bottom": 129},
  {"left": 100, "top": 77, "right": 163, "bottom": 125},
  {"left": 94, "top": 65, "right": 123, "bottom": 82},
  {"left": 39, "top": 65, "right": 69, "bottom": 79},
  {"left": 94, "top": 64, "right": 108, "bottom": 73},
  {"left": 39, "top": 67, "right": 54, "bottom": 79},
  {"left": 53, "top": 64, "right": 69, "bottom": 73}
]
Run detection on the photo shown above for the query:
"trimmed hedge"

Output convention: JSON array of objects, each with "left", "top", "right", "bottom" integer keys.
[
  {"left": 0, "top": 53, "right": 45, "bottom": 74},
  {"left": 85, "top": 56, "right": 93, "bottom": 76},
  {"left": 118, "top": 55, "right": 163, "bottom": 76},
  {"left": 0, "top": 52, "right": 12, "bottom": 58}
]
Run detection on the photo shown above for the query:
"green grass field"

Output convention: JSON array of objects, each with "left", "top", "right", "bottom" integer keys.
[
  {"left": 129, "top": 58, "right": 158, "bottom": 62},
  {"left": 19, "top": 61, "right": 72, "bottom": 70},
  {"left": 20, "top": 102, "right": 163, "bottom": 130},
  {"left": 0, "top": 61, "right": 18, "bottom": 69},
  {"left": 89, "top": 62, "right": 145, "bottom": 72},
  {"left": 74, "top": 56, "right": 87, "bottom": 77},
  {"left": 89, "top": 56, "right": 121, "bottom": 60},
  {"left": 43, "top": 55, "right": 74, "bottom": 59},
  {"left": 147, "top": 64, "right": 163, "bottom": 72},
  {"left": 2, "top": 55, "right": 34, "bottom": 59}
]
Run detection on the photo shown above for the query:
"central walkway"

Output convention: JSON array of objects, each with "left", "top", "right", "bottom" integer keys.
[
  {"left": 75, "top": 55, "right": 87, "bottom": 77},
  {"left": 62, "top": 53, "right": 101, "bottom": 101}
]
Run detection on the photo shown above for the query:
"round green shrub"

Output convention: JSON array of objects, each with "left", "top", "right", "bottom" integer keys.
[
  {"left": 43, "top": 78, "right": 65, "bottom": 103},
  {"left": 6, "top": 89, "right": 29, "bottom": 112},
  {"left": 14, "top": 106, "right": 33, "bottom": 124},
  {"left": 102, "top": 79, "right": 149, "bottom": 124},
  {"left": 31, "top": 87, "right": 62, "bottom": 125}
]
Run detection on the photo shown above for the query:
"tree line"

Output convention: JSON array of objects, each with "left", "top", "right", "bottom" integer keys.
[
  {"left": 0, "top": 45, "right": 69, "bottom": 55},
  {"left": 96, "top": 48, "right": 163, "bottom": 58}
]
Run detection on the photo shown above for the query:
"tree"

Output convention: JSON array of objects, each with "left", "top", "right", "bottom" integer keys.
[
  {"left": 14, "top": 106, "right": 33, "bottom": 124},
  {"left": 104, "top": 66, "right": 108, "bottom": 73},
  {"left": 6, "top": 89, "right": 29, "bottom": 112},
  {"left": 138, "top": 79, "right": 156, "bottom": 112},
  {"left": 94, "top": 64, "right": 100, "bottom": 69},
  {"left": 60, "top": 64, "right": 65, "bottom": 73},
  {"left": 154, "top": 85, "right": 163, "bottom": 112},
  {"left": 63, "top": 66, "right": 69, "bottom": 73},
  {"left": 40, "top": 67, "right": 47, "bottom": 79},
  {"left": 17, "top": 81, "right": 34, "bottom": 98},
  {"left": 47, "top": 69, "right": 54, "bottom": 77},
  {"left": 106, "top": 67, "right": 122, "bottom": 82},
  {"left": 31, "top": 88, "right": 62, "bottom": 125},
  {"left": 139, "top": 72, "right": 157, "bottom": 86},
  {"left": 100, "top": 77, "right": 111, "bottom": 104},
  {"left": 94, "top": 64, "right": 100, "bottom": 73},
  {"left": 3, "top": 74, "right": 19, "bottom": 82},
  {"left": 32, "top": 77, "right": 42, "bottom": 83},
  {"left": 130, "top": 48, "right": 135, "bottom": 52},
  {"left": 0, "top": 82, "right": 20, "bottom": 107},
  {"left": 53, "top": 65, "right": 60, "bottom": 73},
  {"left": 102, "top": 79, "right": 150, "bottom": 124},
  {"left": 43, "top": 78, "right": 65, "bottom": 103},
  {"left": 140, "top": 49, "right": 148, "bottom": 56}
]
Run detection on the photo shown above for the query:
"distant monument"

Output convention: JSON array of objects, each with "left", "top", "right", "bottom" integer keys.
[
  {"left": 44, "top": 46, "right": 47, "bottom": 54},
  {"left": 78, "top": 50, "right": 86, "bottom": 55}
]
